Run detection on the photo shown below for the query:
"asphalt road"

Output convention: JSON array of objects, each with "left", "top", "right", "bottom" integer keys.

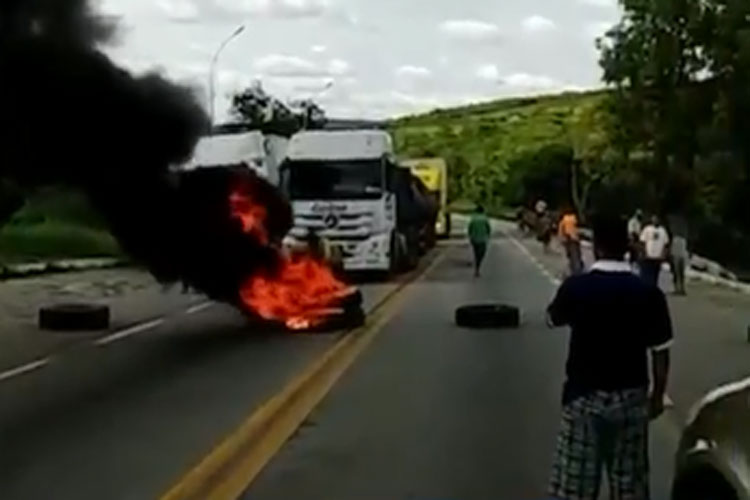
[
  {"left": 241, "top": 231, "right": 687, "bottom": 500},
  {"left": 0, "top": 276, "right": 396, "bottom": 500},
  {"left": 2, "top": 220, "right": 750, "bottom": 499}
]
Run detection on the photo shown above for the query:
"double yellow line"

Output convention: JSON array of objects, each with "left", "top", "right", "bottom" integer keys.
[{"left": 160, "top": 249, "right": 447, "bottom": 500}]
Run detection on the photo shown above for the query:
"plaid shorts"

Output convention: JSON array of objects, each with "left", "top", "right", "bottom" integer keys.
[{"left": 549, "top": 388, "right": 650, "bottom": 500}]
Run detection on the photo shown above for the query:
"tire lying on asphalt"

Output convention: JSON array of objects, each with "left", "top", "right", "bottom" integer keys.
[
  {"left": 455, "top": 304, "right": 521, "bottom": 329},
  {"left": 39, "top": 303, "right": 110, "bottom": 331}
]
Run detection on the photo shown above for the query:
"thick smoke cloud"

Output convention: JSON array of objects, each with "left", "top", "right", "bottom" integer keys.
[{"left": 0, "top": 0, "right": 293, "bottom": 307}]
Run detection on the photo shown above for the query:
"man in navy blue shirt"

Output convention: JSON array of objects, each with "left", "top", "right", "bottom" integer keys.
[{"left": 547, "top": 215, "right": 672, "bottom": 500}]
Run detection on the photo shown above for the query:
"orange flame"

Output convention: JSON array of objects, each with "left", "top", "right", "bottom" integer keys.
[
  {"left": 240, "top": 253, "right": 354, "bottom": 330},
  {"left": 230, "top": 189, "right": 269, "bottom": 245},
  {"left": 229, "top": 184, "right": 355, "bottom": 330}
]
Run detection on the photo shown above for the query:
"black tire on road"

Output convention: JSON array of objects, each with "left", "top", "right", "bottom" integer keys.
[
  {"left": 455, "top": 304, "right": 521, "bottom": 329},
  {"left": 442, "top": 213, "right": 452, "bottom": 239},
  {"left": 39, "top": 303, "right": 110, "bottom": 331}
]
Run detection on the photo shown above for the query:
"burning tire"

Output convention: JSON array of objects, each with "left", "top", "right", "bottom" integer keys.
[
  {"left": 308, "top": 307, "right": 366, "bottom": 332},
  {"left": 455, "top": 304, "right": 520, "bottom": 329},
  {"left": 39, "top": 303, "right": 110, "bottom": 331}
]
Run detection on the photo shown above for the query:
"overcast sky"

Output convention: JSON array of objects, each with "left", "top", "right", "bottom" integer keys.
[{"left": 98, "top": 0, "right": 622, "bottom": 121}]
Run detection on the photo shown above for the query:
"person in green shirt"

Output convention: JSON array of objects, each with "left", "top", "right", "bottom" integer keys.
[{"left": 468, "top": 204, "right": 492, "bottom": 277}]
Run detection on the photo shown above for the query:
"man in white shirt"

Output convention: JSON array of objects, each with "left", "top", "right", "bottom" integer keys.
[{"left": 640, "top": 215, "right": 670, "bottom": 287}]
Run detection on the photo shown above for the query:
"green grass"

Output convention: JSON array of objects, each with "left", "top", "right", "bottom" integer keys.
[{"left": 0, "top": 187, "right": 122, "bottom": 263}]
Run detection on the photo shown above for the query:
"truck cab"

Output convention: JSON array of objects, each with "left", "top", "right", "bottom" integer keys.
[
  {"left": 185, "top": 131, "right": 288, "bottom": 185},
  {"left": 281, "top": 130, "right": 423, "bottom": 273}
]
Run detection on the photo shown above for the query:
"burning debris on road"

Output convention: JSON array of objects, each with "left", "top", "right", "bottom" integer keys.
[{"left": 0, "top": 0, "right": 362, "bottom": 331}]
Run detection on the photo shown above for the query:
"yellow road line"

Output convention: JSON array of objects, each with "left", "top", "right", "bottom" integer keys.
[{"left": 159, "top": 249, "right": 448, "bottom": 500}]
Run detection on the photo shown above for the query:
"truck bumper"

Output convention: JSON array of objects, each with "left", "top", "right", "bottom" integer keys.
[
  {"left": 284, "top": 233, "right": 391, "bottom": 272},
  {"left": 341, "top": 233, "right": 391, "bottom": 271}
]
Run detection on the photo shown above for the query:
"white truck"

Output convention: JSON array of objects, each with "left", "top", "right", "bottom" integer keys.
[
  {"left": 281, "top": 130, "right": 435, "bottom": 273},
  {"left": 185, "top": 131, "right": 288, "bottom": 185}
]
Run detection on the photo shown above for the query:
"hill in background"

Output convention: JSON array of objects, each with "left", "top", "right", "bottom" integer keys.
[{"left": 389, "top": 89, "right": 608, "bottom": 212}]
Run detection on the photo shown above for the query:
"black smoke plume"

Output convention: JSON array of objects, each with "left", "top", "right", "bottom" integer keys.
[{"left": 0, "top": 0, "right": 292, "bottom": 307}]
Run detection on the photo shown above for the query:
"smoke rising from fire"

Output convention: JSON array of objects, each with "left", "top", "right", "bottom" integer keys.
[{"left": 0, "top": 0, "right": 295, "bottom": 307}]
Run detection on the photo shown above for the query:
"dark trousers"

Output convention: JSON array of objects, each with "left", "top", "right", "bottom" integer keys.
[
  {"left": 471, "top": 242, "right": 487, "bottom": 272},
  {"left": 671, "top": 255, "right": 687, "bottom": 294},
  {"left": 640, "top": 259, "right": 662, "bottom": 287},
  {"left": 564, "top": 239, "right": 584, "bottom": 276}
]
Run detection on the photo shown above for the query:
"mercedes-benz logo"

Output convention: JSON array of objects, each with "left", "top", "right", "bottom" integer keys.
[{"left": 323, "top": 213, "right": 339, "bottom": 229}]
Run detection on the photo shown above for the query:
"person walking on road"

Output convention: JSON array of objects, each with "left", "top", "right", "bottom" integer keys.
[
  {"left": 468, "top": 204, "right": 491, "bottom": 277},
  {"left": 640, "top": 215, "right": 670, "bottom": 287},
  {"left": 547, "top": 214, "right": 673, "bottom": 500},
  {"left": 559, "top": 207, "right": 584, "bottom": 276}
]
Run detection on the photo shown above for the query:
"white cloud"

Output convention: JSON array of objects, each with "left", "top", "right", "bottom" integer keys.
[
  {"left": 438, "top": 19, "right": 502, "bottom": 42},
  {"left": 476, "top": 64, "right": 500, "bottom": 81},
  {"left": 576, "top": 0, "right": 617, "bottom": 7},
  {"left": 500, "top": 72, "right": 560, "bottom": 90},
  {"left": 311, "top": 45, "right": 328, "bottom": 54},
  {"left": 98, "top": 0, "right": 127, "bottom": 16},
  {"left": 328, "top": 58, "right": 351, "bottom": 76},
  {"left": 395, "top": 65, "right": 433, "bottom": 79},
  {"left": 254, "top": 54, "right": 321, "bottom": 76},
  {"left": 156, "top": 0, "right": 199, "bottom": 22},
  {"left": 585, "top": 21, "right": 614, "bottom": 40},
  {"left": 522, "top": 15, "right": 556, "bottom": 33},
  {"left": 214, "top": 0, "right": 332, "bottom": 18},
  {"left": 254, "top": 54, "right": 350, "bottom": 78}
]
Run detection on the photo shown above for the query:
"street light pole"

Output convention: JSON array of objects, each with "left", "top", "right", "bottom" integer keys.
[{"left": 208, "top": 24, "right": 245, "bottom": 131}]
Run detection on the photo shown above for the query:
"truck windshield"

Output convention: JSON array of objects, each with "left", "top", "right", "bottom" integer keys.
[{"left": 283, "top": 160, "right": 384, "bottom": 200}]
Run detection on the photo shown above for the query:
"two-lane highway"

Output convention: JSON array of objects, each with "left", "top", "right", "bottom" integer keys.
[{"left": 2, "top": 220, "right": 750, "bottom": 499}]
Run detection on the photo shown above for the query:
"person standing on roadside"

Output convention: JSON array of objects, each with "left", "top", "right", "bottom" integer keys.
[
  {"left": 559, "top": 207, "right": 584, "bottom": 276},
  {"left": 627, "top": 209, "right": 643, "bottom": 269},
  {"left": 468, "top": 204, "right": 491, "bottom": 277},
  {"left": 667, "top": 214, "right": 689, "bottom": 295},
  {"left": 547, "top": 214, "right": 673, "bottom": 500},
  {"left": 640, "top": 215, "right": 670, "bottom": 287},
  {"left": 535, "top": 199, "right": 553, "bottom": 254}
]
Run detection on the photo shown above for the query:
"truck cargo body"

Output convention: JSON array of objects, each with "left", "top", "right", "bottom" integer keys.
[{"left": 402, "top": 158, "right": 450, "bottom": 238}]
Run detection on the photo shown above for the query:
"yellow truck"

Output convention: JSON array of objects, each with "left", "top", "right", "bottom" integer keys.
[{"left": 401, "top": 158, "right": 451, "bottom": 238}]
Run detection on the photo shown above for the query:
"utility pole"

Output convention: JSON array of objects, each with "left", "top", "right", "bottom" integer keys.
[{"left": 208, "top": 24, "right": 245, "bottom": 132}]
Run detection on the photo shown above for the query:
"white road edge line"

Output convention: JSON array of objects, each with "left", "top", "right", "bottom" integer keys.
[
  {"left": 0, "top": 358, "right": 51, "bottom": 383},
  {"left": 186, "top": 301, "right": 214, "bottom": 315},
  {"left": 95, "top": 318, "right": 165, "bottom": 347},
  {"left": 501, "top": 228, "right": 561, "bottom": 287}
]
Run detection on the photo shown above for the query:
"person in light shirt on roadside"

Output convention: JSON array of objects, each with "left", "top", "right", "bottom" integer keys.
[
  {"left": 639, "top": 215, "right": 670, "bottom": 287},
  {"left": 627, "top": 209, "right": 643, "bottom": 269}
]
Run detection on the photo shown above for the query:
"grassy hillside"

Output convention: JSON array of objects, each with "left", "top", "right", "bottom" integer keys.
[
  {"left": 0, "top": 187, "right": 122, "bottom": 263},
  {"left": 389, "top": 90, "right": 608, "bottom": 210}
]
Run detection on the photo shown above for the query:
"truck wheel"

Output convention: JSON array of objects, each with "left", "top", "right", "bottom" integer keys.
[
  {"left": 405, "top": 229, "right": 419, "bottom": 270},
  {"left": 443, "top": 213, "right": 452, "bottom": 238},
  {"left": 455, "top": 304, "right": 520, "bottom": 329},
  {"left": 389, "top": 232, "right": 406, "bottom": 274},
  {"left": 39, "top": 303, "right": 110, "bottom": 331}
]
